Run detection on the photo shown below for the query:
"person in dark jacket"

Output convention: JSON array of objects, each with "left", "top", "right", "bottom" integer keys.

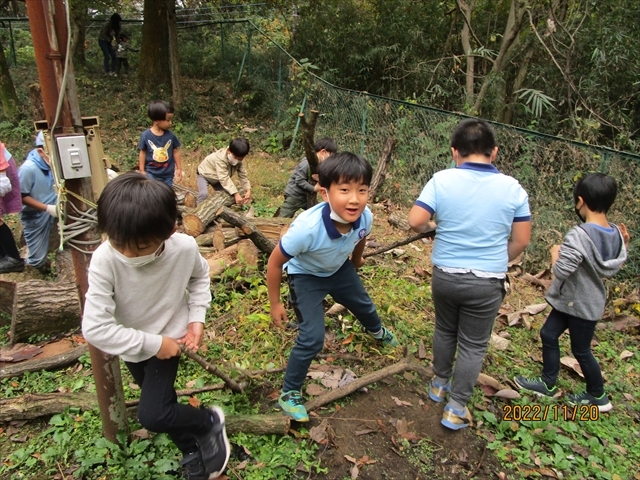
[
  {"left": 515, "top": 173, "right": 629, "bottom": 412},
  {"left": 98, "top": 13, "right": 121, "bottom": 74},
  {"left": 278, "top": 137, "right": 336, "bottom": 218}
]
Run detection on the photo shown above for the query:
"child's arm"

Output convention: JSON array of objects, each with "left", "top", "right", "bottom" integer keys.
[
  {"left": 177, "top": 245, "right": 211, "bottom": 351},
  {"left": 351, "top": 237, "right": 367, "bottom": 269},
  {"left": 408, "top": 205, "right": 437, "bottom": 233},
  {"left": 214, "top": 160, "right": 242, "bottom": 203},
  {"left": 266, "top": 245, "right": 290, "bottom": 329},
  {"left": 507, "top": 221, "right": 531, "bottom": 261},
  {"left": 138, "top": 149, "right": 146, "bottom": 175},
  {"left": 550, "top": 229, "right": 583, "bottom": 280},
  {"left": 173, "top": 147, "right": 182, "bottom": 182},
  {"left": 237, "top": 162, "right": 251, "bottom": 204}
]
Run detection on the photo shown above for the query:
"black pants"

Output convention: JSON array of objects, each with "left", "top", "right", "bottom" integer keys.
[
  {"left": 125, "top": 356, "right": 212, "bottom": 454},
  {"left": 116, "top": 58, "right": 129, "bottom": 74}
]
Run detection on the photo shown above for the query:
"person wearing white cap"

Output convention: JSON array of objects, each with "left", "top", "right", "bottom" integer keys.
[{"left": 17, "top": 131, "right": 58, "bottom": 272}]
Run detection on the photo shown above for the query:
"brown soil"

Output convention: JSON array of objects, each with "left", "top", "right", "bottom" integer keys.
[{"left": 302, "top": 379, "right": 506, "bottom": 480}]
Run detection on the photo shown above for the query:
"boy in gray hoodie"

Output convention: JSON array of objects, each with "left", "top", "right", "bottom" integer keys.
[{"left": 515, "top": 173, "right": 629, "bottom": 412}]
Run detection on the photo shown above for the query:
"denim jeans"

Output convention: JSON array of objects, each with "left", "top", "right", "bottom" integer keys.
[
  {"left": 431, "top": 268, "right": 506, "bottom": 406},
  {"left": 125, "top": 356, "right": 213, "bottom": 454},
  {"left": 541, "top": 308, "right": 604, "bottom": 397},
  {"left": 98, "top": 39, "right": 116, "bottom": 73},
  {"left": 282, "top": 260, "right": 382, "bottom": 392},
  {"left": 146, "top": 171, "right": 173, "bottom": 187}
]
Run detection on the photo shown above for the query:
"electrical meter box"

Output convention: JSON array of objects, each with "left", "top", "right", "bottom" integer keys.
[{"left": 56, "top": 135, "right": 92, "bottom": 179}]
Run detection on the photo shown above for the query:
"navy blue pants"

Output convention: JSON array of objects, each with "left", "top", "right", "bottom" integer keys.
[
  {"left": 125, "top": 356, "right": 212, "bottom": 454},
  {"left": 541, "top": 308, "right": 604, "bottom": 397},
  {"left": 283, "top": 260, "right": 382, "bottom": 392},
  {"left": 98, "top": 39, "right": 116, "bottom": 73}
]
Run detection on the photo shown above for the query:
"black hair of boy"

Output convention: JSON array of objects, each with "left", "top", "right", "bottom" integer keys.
[
  {"left": 147, "top": 100, "right": 174, "bottom": 122},
  {"left": 119, "top": 33, "right": 129, "bottom": 42},
  {"left": 98, "top": 172, "right": 177, "bottom": 247},
  {"left": 318, "top": 152, "right": 373, "bottom": 189},
  {"left": 314, "top": 137, "right": 337, "bottom": 153},
  {"left": 229, "top": 138, "right": 250, "bottom": 158},
  {"left": 573, "top": 173, "right": 617, "bottom": 214},
  {"left": 450, "top": 119, "right": 497, "bottom": 158}
]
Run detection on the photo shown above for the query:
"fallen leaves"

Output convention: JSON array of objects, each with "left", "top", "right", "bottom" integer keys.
[
  {"left": 344, "top": 454, "right": 376, "bottom": 479},
  {"left": 391, "top": 396, "right": 412, "bottom": 407},
  {"left": 560, "top": 356, "right": 585, "bottom": 378}
]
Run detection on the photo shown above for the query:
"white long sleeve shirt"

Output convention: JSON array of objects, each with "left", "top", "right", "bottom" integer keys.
[{"left": 82, "top": 233, "right": 211, "bottom": 363}]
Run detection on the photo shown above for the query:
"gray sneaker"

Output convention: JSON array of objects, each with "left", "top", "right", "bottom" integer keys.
[
  {"left": 514, "top": 376, "right": 557, "bottom": 397},
  {"left": 567, "top": 391, "right": 613, "bottom": 412},
  {"left": 0, "top": 256, "right": 25, "bottom": 274},
  {"left": 195, "top": 406, "right": 230, "bottom": 479}
]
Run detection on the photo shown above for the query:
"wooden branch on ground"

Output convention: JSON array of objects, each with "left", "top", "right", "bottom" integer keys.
[
  {"left": 10, "top": 280, "right": 82, "bottom": 345},
  {"left": 0, "top": 344, "right": 89, "bottom": 379},
  {"left": 182, "top": 191, "right": 234, "bottom": 237},
  {"left": 0, "top": 392, "right": 290, "bottom": 435},
  {"left": 304, "top": 349, "right": 432, "bottom": 412},
  {"left": 216, "top": 206, "right": 276, "bottom": 254},
  {"left": 363, "top": 231, "right": 435, "bottom": 258},
  {"left": 180, "top": 345, "right": 244, "bottom": 393},
  {"left": 521, "top": 273, "right": 551, "bottom": 289},
  {"left": 369, "top": 138, "right": 397, "bottom": 201},
  {"left": 388, "top": 211, "right": 411, "bottom": 231}
]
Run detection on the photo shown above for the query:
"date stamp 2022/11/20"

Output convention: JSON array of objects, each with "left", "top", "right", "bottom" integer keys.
[{"left": 503, "top": 404, "right": 600, "bottom": 422}]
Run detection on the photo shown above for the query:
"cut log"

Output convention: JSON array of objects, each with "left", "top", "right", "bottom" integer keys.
[
  {"left": 0, "top": 392, "right": 290, "bottom": 435},
  {"left": 10, "top": 281, "right": 82, "bottom": 345},
  {"left": 237, "top": 239, "right": 259, "bottom": 267},
  {"left": 216, "top": 207, "right": 276, "bottom": 254},
  {"left": 0, "top": 344, "right": 89, "bottom": 379},
  {"left": 0, "top": 269, "right": 47, "bottom": 320},
  {"left": 182, "top": 191, "right": 234, "bottom": 237},
  {"left": 204, "top": 244, "right": 239, "bottom": 277},
  {"left": 388, "top": 211, "right": 411, "bottom": 231},
  {"left": 363, "top": 231, "right": 435, "bottom": 258},
  {"left": 212, "top": 225, "right": 227, "bottom": 251},
  {"left": 369, "top": 137, "right": 397, "bottom": 201}
]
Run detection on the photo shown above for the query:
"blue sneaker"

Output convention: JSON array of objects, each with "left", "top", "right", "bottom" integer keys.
[
  {"left": 441, "top": 404, "right": 473, "bottom": 431},
  {"left": 428, "top": 378, "right": 450, "bottom": 403},
  {"left": 367, "top": 326, "right": 400, "bottom": 347},
  {"left": 278, "top": 391, "right": 309, "bottom": 422}
]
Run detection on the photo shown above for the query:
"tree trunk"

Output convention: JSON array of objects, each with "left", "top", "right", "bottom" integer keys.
[
  {"left": 28, "top": 84, "right": 46, "bottom": 121},
  {"left": 216, "top": 207, "right": 276, "bottom": 254},
  {"left": 70, "top": 2, "right": 86, "bottom": 66},
  {"left": 368, "top": 138, "right": 396, "bottom": 201},
  {"left": 0, "top": 344, "right": 89, "bottom": 379},
  {"left": 182, "top": 191, "right": 234, "bottom": 237},
  {"left": 299, "top": 110, "right": 319, "bottom": 209},
  {"left": 499, "top": 40, "right": 534, "bottom": 124},
  {"left": 139, "top": 0, "right": 178, "bottom": 97},
  {"left": 458, "top": 0, "right": 476, "bottom": 107},
  {"left": 166, "top": 1, "right": 181, "bottom": 105},
  {"left": 473, "top": 0, "right": 527, "bottom": 115},
  {"left": 0, "top": 35, "right": 18, "bottom": 116},
  {"left": 10, "top": 281, "right": 82, "bottom": 344}
]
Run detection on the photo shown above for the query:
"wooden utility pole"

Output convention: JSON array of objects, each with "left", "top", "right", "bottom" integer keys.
[{"left": 25, "top": 0, "right": 128, "bottom": 443}]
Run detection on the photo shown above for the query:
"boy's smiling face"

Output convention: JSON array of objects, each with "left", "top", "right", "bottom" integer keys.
[{"left": 320, "top": 178, "right": 369, "bottom": 224}]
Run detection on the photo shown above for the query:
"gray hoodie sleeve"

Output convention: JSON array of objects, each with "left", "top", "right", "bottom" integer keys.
[{"left": 552, "top": 230, "right": 584, "bottom": 280}]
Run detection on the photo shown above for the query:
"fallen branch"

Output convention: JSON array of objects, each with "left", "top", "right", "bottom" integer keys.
[
  {"left": 521, "top": 273, "right": 551, "bottom": 289},
  {"left": 216, "top": 207, "right": 276, "bottom": 254},
  {"left": 181, "top": 346, "right": 244, "bottom": 394},
  {"left": 304, "top": 348, "right": 432, "bottom": 412},
  {"left": 369, "top": 138, "right": 396, "bottom": 201},
  {"left": 363, "top": 231, "right": 435, "bottom": 258},
  {"left": 0, "top": 344, "right": 89, "bottom": 379}
]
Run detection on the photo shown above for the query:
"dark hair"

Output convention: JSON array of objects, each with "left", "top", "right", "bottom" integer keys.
[
  {"left": 318, "top": 152, "right": 373, "bottom": 188},
  {"left": 110, "top": 13, "right": 122, "bottom": 32},
  {"left": 229, "top": 138, "right": 250, "bottom": 157},
  {"left": 573, "top": 173, "right": 617, "bottom": 214},
  {"left": 97, "top": 172, "right": 177, "bottom": 248},
  {"left": 450, "top": 119, "right": 497, "bottom": 158},
  {"left": 147, "top": 100, "right": 174, "bottom": 122},
  {"left": 314, "top": 137, "right": 337, "bottom": 153},
  {"left": 119, "top": 33, "right": 129, "bottom": 41}
]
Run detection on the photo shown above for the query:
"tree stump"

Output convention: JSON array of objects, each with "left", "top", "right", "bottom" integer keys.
[
  {"left": 369, "top": 137, "right": 397, "bottom": 201},
  {"left": 10, "top": 280, "right": 82, "bottom": 345},
  {"left": 182, "top": 191, "right": 234, "bottom": 237},
  {"left": 0, "top": 269, "right": 47, "bottom": 322}
]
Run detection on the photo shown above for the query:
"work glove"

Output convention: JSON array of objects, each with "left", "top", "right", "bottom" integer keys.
[
  {"left": 0, "top": 172, "right": 11, "bottom": 196},
  {"left": 45, "top": 204, "right": 58, "bottom": 217}
]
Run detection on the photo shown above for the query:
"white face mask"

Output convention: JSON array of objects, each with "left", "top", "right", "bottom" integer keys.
[
  {"left": 227, "top": 154, "right": 239, "bottom": 166},
  {"left": 327, "top": 199, "right": 351, "bottom": 224},
  {"left": 111, "top": 241, "right": 164, "bottom": 267}
]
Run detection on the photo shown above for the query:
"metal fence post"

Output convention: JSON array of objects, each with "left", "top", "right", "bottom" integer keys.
[
  {"left": 277, "top": 52, "right": 282, "bottom": 121},
  {"left": 220, "top": 23, "right": 225, "bottom": 72},
  {"left": 360, "top": 96, "right": 368, "bottom": 156}
]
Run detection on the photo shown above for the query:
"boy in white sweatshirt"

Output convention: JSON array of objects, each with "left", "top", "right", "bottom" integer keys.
[{"left": 82, "top": 172, "right": 229, "bottom": 480}]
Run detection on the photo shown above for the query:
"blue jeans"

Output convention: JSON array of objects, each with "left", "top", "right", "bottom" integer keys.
[
  {"left": 125, "top": 356, "right": 213, "bottom": 454},
  {"left": 431, "top": 268, "right": 506, "bottom": 405},
  {"left": 541, "top": 308, "right": 604, "bottom": 397},
  {"left": 98, "top": 39, "right": 117, "bottom": 73},
  {"left": 282, "top": 260, "right": 382, "bottom": 392},
  {"left": 146, "top": 171, "right": 173, "bottom": 187}
]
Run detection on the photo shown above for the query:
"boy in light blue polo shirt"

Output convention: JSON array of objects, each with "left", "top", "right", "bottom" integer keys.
[
  {"left": 408, "top": 119, "right": 531, "bottom": 430},
  {"left": 267, "top": 152, "right": 399, "bottom": 422}
]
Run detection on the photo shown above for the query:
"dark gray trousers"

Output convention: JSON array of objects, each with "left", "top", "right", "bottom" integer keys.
[{"left": 431, "top": 267, "right": 505, "bottom": 406}]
